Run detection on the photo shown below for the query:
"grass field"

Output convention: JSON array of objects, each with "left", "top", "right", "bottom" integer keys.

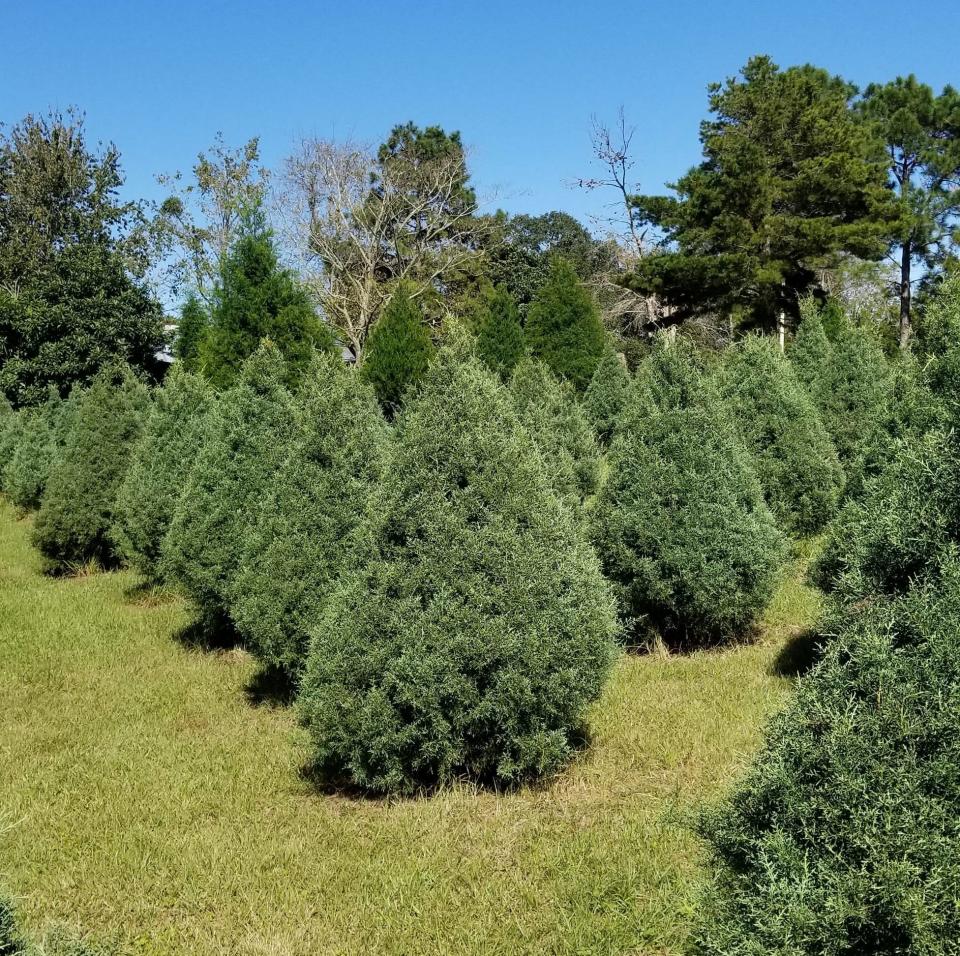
[{"left": 0, "top": 500, "right": 821, "bottom": 955}]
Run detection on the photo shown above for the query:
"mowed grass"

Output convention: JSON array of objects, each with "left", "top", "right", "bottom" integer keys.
[{"left": 0, "top": 501, "right": 820, "bottom": 955}]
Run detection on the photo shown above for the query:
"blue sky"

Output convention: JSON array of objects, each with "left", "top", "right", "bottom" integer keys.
[{"left": 3, "top": 0, "right": 959, "bottom": 228}]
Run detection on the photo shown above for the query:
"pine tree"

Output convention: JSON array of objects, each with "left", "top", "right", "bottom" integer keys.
[
  {"left": 361, "top": 285, "right": 435, "bottom": 413},
  {"left": 593, "top": 340, "right": 784, "bottom": 645},
  {"left": 4, "top": 387, "right": 64, "bottom": 512},
  {"left": 32, "top": 366, "right": 150, "bottom": 571},
  {"left": 202, "top": 214, "right": 335, "bottom": 389},
  {"left": 113, "top": 365, "right": 214, "bottom": 581},
  {"left": 509, "top": 357, "right": 600, "bottom": 507},
  {"left": 297, "top": 339, "right": 617, "bottom": 794},
  {"left": 229, "top": 353, "right": 389, "bottom": 678},
  {"left": 721, "top": 336, "right": 844, "bottom": 534},
  {"left": 162, "top": 344, "right": 296, "bottom": 627},
  {"left": 525, "top": 258, "right": 606, "bottom": 390},
  {"left": 583, "top": 346, "right": 632, "bottom": 444},
  {"left": 174, "top": 294, "right": 209, "bottom": 373},
  {"left": 789, "top": 297, "right": 833, "bottom": 394},
  {"left": 473, "top": 284, "right": 525, "bottom": 380}
]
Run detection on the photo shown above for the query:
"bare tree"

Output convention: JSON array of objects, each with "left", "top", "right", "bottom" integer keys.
[
  {"left": 275, "top": 134, "right": 481, "bottom": 356},
  {"left": 153, "top": 134, "right": 268, "bottom": 304}
]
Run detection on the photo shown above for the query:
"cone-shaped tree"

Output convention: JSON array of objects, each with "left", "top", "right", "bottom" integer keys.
[
  {"left": 230, "top": 353, "right": 389, "bottom": 678},
  {"left": 693, "top": 567, "right": 960, "bottom": 955},
  {"left": 201, "top": 214, "right": 335, "bottom": 389},
  {"left": 297, "top": 338, "right": 618, "bottom": 794},
  {"left": 583, "top": 346, "right": 632, "bottom": 444},
  {"left": 789, "top": 297, "right": 833, "bottom": 395},
  {"left": 4, "top": 387, "right": 65, "bottom": 512},
  {"left": 113, "top": 365, "right": 214, "bottom": 581},
  {"left": 361, "top": 285, "right": 434, "bottom": 414},
  {"left": 174, "top": 294, "right": 209, "bottom": 373},
  {"left": 473, "top": 284, "right": 525, "bottom": 380},
  {"left": 593, "top": 340, "right": 784, "bottom": 646},
  {"left": 509, "top": 357, "right": 600, "bottom": 507},
  {"left": 525, "top": 258, "right": 606, "bottom": 390},
  {"left": 32, "top": 366, "right": 150, "bottom": 571},
  {"left": 162, "top": 344, "right": 296, "bottom": 626},
  {"left": 720, "top": 336, "right": 844, "bottom": 534}
]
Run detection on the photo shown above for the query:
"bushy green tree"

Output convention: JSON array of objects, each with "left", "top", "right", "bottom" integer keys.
[
  {"left": 525, "top": 258, "right": 605, "bottom": 390},
  {"left": 509, "top": 357, "right": 600, "bottom": 507},
  {"left": 229, "top": 353, "right": 389, "bottom": 677},
  {"left": 720, "top": 336, "right": 844, "bottom": 533},
  {"left": 113, "top": 365, "right": 214, "bottom": 581},
  {"left": 174, "top": 294, "right": 209, "bottom": 372},
  {"left": 693, "top": 567, "right": 960, "bottom": 955},
  {"left": 32, "top": 366, "right": 150, "bottom": 571},
  {"left": 583, "top": 346, "right": 631, "bottom": 444},
  {"left": 0, "top": 111, "right": 164, "bottom": 406},
  {"left": 815, "top": 429, "right": 960, "bottom": 603},
  {"left": 789, "top": 297, "right": 833, "bottom": 394},
  {"left": 4, "top": 387, "right": 65, "bottom": 511},
  {"left": 162, "top": 345, "right": 295, "bottom": 626},
  {"left": 593, "top": 341, "right": 784, "bottom": 645},
  {"left": 361, "top": 284, "right": 434, "bottom": 413},
  {"left": 201, "top": 215, "right": 334, "bottom": 389},
  {"left": 472, "top": 284, "right": 524, "bottom": 380},
  {"left": 297, "top": 340, "right": 618, "bottom": 794},
  {"left": 915, "top": 273, "right": 960, "bottom": 420}
]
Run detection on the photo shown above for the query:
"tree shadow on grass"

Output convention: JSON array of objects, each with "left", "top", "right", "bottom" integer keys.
[
  {"left": 771, "top": 629, "right": 823, "bottom": 678},
  {"left": 172, "top": 611, "right": 242, "bottom": 652},
  {"left": 244, "top": 664, "right": 298, "bottom": 708}
]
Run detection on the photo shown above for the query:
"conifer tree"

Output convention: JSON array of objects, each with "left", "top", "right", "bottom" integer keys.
[
  {"left": 230, "top": 353, "right": 389, "bottom": 677},
  {"left": 297, "top": 338, "right": 617, "bottom": 794},
  {"left": 4, "top": 388, "right": 64, "bottom": 512},
  {"left": 32, "top": 366, "right": 150, "bottom": 571},
  {"left": 473, "top": 284, "right": 525, "bottom": 380},
  {"left": 593, "top": 341, "right": 784, "bottom": 645},
  {"left": 201, "top": 212, "right": 334, "bottom": 389},
  {"left": 789, "top": 297, "right": 834, "bottom": 394},
  {"left": 361, "top": 285, "right": 434, "bottom": 413},
  {"left": 509, "top": 357, "right": 600, "bottom": 507},
  {"left": 525, "top": 258, "right": 606, "bottom": 390},
  {"left": 174, "top": 294, "right": 209, "bottom": 373},
  {"left": 721, "top": 336, "right": 844, "bottom": 534},
  {"left": 113, "top": 365, "right": 214, "bottom": 581},
  {"left": 162, "top": 344, "right": 296, "bottom": 626},
  {"left": 583, "top": 346, "right": 632, "bottom": 444}
]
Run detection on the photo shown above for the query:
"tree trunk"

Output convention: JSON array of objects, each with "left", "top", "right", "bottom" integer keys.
[
  {"left": 777, "top": 311, "right": 786, "bottom": 354},
  {"left": 899, "top": 240, "right": 912, "bottom": 350}
]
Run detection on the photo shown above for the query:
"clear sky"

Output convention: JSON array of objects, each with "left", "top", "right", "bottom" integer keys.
[{"left": 3, "top": 0, "right": 959, "bottom": 229}]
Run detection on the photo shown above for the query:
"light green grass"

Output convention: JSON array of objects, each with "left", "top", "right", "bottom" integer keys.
[{"left": 0, "top": 503, "right": 821, "bottom": 955}]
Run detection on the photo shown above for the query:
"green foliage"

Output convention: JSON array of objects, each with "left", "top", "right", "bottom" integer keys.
[
  {"left": 0, "top": 397, "right": 16, "bottom": 479},
  {"left": 509, "top": 357, "right": 600, "bottom": 507},
  {"left": 525, "top": 259, "right": 605, "bottom": 391},
  {"left": 174, "top": 295, "right": 209, "bottom": 372},
  {"left": 0, "top": 894, "right": 106, "bottom": 956},
  {"left": 201, "top": 217, "right": 334, "bottom": 389},
  {"left": 113, "top": 365, "right": 214, "bottom": 581},
  {"left": 629, "top": 56, "right": 895, "bottom": 329},
  {"left": 583, "top": 347, "right": 631, "bottom": 444},
  {"left": 4, "top": 388, "right": 65, "bottom": 511},
  {"left": 720, "top": 336, "right": 844, "bottom": 534},
  {"left": 472, "top": 285, "right": 524, "bottom": 380},
  {"left": 915, "top": 273, "right": 960, "bottom": 420},
  {"left": 361, "top": 285, "right": 434, "bottom": 413},
  {"left": 693, "top": 568, "right": 960, "bottom": 955},
  {"left": 0, "top": 111, "right": 164, "bottom": 406},
  {"left": 593, "top": 341, "right": 784, "bottom": 645},
  {"left": 32, "top": 366, "right": 149, "bottom": 571},
  {"left": 230, "top": 353, "right": 388, "bottom": 677},
  {"left": 297, "top": 343, "right": 618, "bottom": 794},
  {"left": 0, "top": 895, "right": 25, "bottom": 955},
  {"left": 814, "top": 429, "right": 960, "bottom": 603},
  {"left": 162, "top": 344, "right": 296, "bottom": 626},
  {"left": 789, "top": 297, "right": 833, "bottom": 394}
]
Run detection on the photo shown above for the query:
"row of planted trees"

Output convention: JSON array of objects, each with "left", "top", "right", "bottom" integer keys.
[{"left": 0, "top": 258, "right": 902, "bottom": 799}]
